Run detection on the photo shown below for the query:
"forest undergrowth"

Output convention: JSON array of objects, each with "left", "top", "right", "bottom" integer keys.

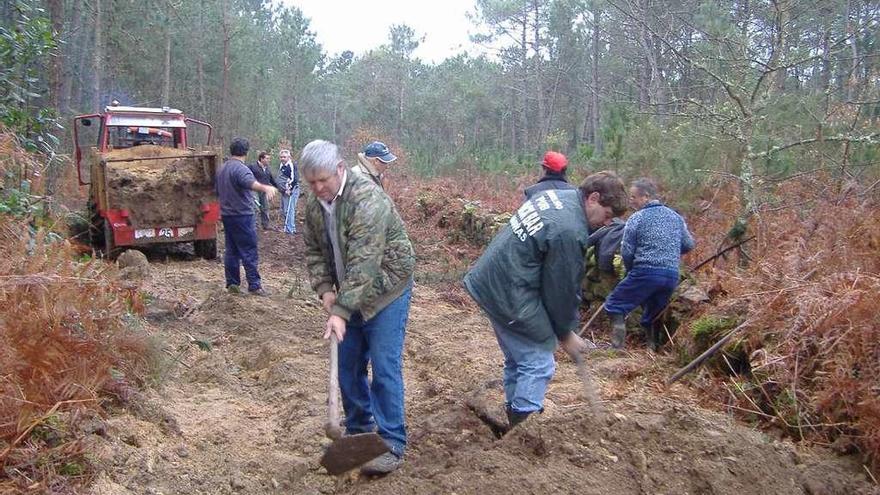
[
  {"left": 0, "top": 130, "right": 153, "bottom": 493},
  {"left": 680, "top": 175, "right": 880, "bottom": 474}
]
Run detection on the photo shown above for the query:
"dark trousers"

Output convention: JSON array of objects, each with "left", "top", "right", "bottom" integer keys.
[
  {"left": 254, "top": 192, "right": 270, "bottom": 229},
  {"left": 222, "top": 214, "right": 261, "bottom": 291},
  {"left": 604, "top": 267, "right": 678, "bottom": 328}
]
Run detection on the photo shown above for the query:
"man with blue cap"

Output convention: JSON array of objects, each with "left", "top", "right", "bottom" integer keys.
[{"left": 354, "top": 141, "right": 397, "bottom": 190}]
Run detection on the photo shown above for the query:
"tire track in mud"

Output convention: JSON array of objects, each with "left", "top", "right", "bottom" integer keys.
[{"left": 89, "top": 234, "right": 878, "bottom": 495}]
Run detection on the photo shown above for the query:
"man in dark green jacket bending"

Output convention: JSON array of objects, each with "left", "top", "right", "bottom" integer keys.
[{"left": 464, "top": 171, "right": 627, "bottom": 430}]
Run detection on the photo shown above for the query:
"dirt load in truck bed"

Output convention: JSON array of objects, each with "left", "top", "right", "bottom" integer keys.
[{"left": 103, "top": 145, "right": 217, "bottom": 228}]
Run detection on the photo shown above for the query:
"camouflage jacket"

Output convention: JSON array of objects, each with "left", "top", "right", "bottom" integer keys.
[
  {"left": 352, "top": 152, "right": 384, "bottom": 189},
  {"left": 303, "top": 169, "right": 415, "bottom": 321}
]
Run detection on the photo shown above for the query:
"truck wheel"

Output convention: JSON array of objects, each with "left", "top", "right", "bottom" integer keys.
[{"left": 194, "top": 239, "right": 217, "bottom": 260}]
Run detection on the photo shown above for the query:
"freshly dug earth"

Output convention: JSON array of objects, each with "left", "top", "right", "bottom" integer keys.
[
  {"left": 87, "top": 232, "right": 879, "bottom": 495},
  {"left": 103, "top": 145, "right": 216, "bottom": 228}
]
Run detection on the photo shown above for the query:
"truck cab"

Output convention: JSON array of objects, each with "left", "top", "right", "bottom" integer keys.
[{"left": 73, "top": 103, "right": 220, "bottom": 259}]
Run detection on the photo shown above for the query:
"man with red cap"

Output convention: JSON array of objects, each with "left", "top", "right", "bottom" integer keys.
[{"left": 524, "top": 151, "right": 576, "bottom": 199}]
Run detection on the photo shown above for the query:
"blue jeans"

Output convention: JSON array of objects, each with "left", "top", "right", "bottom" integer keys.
[
  {"left": 604, "top": 267, "right": 678, "bottom": 328},
  {"left": 490, "top": 318, "right": 556, "bottom": 414},
  {"left": 222, "top": 214, "right": 261, "bottom": 291},
  {"left": 280, "top": 193, "right": 290, "bottom": 224},
  {"left": 283, "top": 185, "right": 300, "bottom": 233},
  {"left": 254, "top": 191, "right": 270, "bottom": 229},
  {"left": 339, "top": 284, "right": 412, "bottom": 457}
]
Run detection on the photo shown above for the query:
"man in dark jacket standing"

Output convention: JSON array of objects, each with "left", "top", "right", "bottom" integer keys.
[
  {"left": 248, "top": 151, "right": 279, "bottom": 231},
  {"left": 216, "top": 138, "right": 277, "bottom": 296},
  {"left": 465, "top": 171, "right": 627, "bottom": 430},
  {"left": 523, "top": 151, "right": 576, "bottom": 199}
]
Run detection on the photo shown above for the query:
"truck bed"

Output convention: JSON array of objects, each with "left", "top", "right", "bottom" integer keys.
[{"left": 102, "top": 145, "right": 218, "bottom": 229}]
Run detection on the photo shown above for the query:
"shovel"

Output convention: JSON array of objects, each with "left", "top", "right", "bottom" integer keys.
[
  {"left": 319, "top": 334, "right": 389, "bottom": 475},
  {"left": 566, "top": 348, "right": 605, "bottom": 421}
]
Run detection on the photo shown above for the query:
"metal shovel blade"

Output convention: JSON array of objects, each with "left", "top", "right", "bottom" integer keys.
[{"left": 319, "top": 432, "right": 389, "bottom": 475}]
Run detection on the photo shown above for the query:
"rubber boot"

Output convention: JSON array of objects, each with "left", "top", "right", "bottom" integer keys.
[
  {"left": 645, "top": 324, "right": 658, "bottom": 352},
  {"left": 505, "top": 405, "right": 532, "bottom": 430},
  {"left": 609, "top": 313, "right": 626, "bottom": 349}
]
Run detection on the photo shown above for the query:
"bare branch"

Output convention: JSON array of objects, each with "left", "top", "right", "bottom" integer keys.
[{"left": 748, "top": 133, "right": 880, "bottom": 160}]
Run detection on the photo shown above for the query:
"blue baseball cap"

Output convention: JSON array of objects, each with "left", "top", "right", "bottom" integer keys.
[{"left": 363, "top": 141, "right": 397, "bottom": 163}]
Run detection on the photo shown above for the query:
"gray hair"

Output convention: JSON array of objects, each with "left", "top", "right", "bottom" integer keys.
[
  {"left": 631, "top": 177, "right": 659, "bottom": 199},
  {"left": 299, "top": 140, "right": 342, "bottom": 176},
  {"left": 279, "top": 148, "right": 291, "bottom": 157}
]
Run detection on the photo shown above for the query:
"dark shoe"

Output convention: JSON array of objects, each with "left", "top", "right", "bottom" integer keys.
[
  {"left": 248, "top": 288, "right": 270, "bottom": 297},
  {"left": 609, "top": 313, "right": 626, "bottom": 349},
  {"left": 360, "top": 452, "right": 402, "bottom": 475},
  {"left": 505, "top": 406, "right": 532, "bottom": 430},
  {"left": 227, "top": 284, "right": 241, "bottom": 294}
]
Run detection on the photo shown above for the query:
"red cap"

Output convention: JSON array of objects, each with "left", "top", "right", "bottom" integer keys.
[{"left": 542, "top": 151, "right": 568, "bottom": 173}]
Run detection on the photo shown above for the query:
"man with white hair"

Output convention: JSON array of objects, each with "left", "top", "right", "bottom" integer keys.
[
  {"left": 300, "top": 139, "right": 415, "bottom": 475},
  {"left": 278, "top": 149, "right": 299, "bottom": 234}
]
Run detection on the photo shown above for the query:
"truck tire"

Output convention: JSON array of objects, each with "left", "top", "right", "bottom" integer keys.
[{"left": 194, "top": 239, "right": 217, "bottom": 260}]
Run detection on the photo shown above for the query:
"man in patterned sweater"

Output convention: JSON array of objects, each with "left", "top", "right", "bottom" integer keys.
[{"left": 605, "top": 178, "right": 695, "bottom": 351}]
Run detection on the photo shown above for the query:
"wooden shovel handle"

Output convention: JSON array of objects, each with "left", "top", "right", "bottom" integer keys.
[{"left": 326, "top": 334, "right": 343, "bottom": 440}]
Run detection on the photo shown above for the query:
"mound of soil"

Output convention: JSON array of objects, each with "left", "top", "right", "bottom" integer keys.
[
  {"left": 86, "top": 233, "right": 878, "bottom": 495},
  {"left": 103, "top": 145, "right": 217, "bottom": 228}
]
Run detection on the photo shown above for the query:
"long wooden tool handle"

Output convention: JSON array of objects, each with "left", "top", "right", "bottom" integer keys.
[
  {"left": 577, "top": 304, "right": 605, "bottom": 337},
  {"left": 570, "top": 351, "right": 604, "bottom": 420},
  {"left": 326, "top": 334, "right": 343, "bottom": 439}
]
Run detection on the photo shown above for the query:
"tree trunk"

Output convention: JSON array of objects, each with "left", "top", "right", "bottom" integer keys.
[
  {"left": 220, "top": 2, "right": 231, "bottom": 141},
  {"left": 61, "top": 0, "right": 84, "bottom": 113},
  {"left": 532, "top": 0, "right": 545, "bottom": 145},
  {"left": 332, "top": 98, "right": 338, "bottom": 142},
  {"left": 638, "top": 0, "right": 663, "bottom": 111},
  {"left": 46, "top": 0, "right": 64, "bottom": 113},
  {"left": 769, "top": 0, "right": 791, "bottom": 94},
  {"left": 845, "top": 0, "right": 860, "bottom": 100},
  {"left": 590, "top": 0, "right": 602, "bottom": 153},
  {"left": 293, "top": 86, "right": 300, "bottom": 143},
  {"left": 162, "top": 7, "right": 172, "bottom": 107},
  {"left": 92, "top": 0, "right": 103, "bottom": 112},
  {"left": 196, "top": 0, "right": 206, "bottom": 116},
  {"left": 73, "top": 6, "right": 92, "bottom": 112},
  {"left": 397, "top": 73, "right": 404, "bottom": 136}
]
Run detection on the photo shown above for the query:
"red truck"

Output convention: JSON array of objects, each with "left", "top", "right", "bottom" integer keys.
[{"left": 73, "top": 103, "right": 220, "bottom": 259}]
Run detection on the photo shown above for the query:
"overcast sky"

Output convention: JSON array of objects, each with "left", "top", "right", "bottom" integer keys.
[{"left": 281, "top": 0, "right": 485, "bottom": 63}]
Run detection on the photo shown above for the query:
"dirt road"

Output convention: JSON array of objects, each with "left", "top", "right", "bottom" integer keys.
[{"left": 87, "top": 232, "right": 877, "bottom": 495}]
